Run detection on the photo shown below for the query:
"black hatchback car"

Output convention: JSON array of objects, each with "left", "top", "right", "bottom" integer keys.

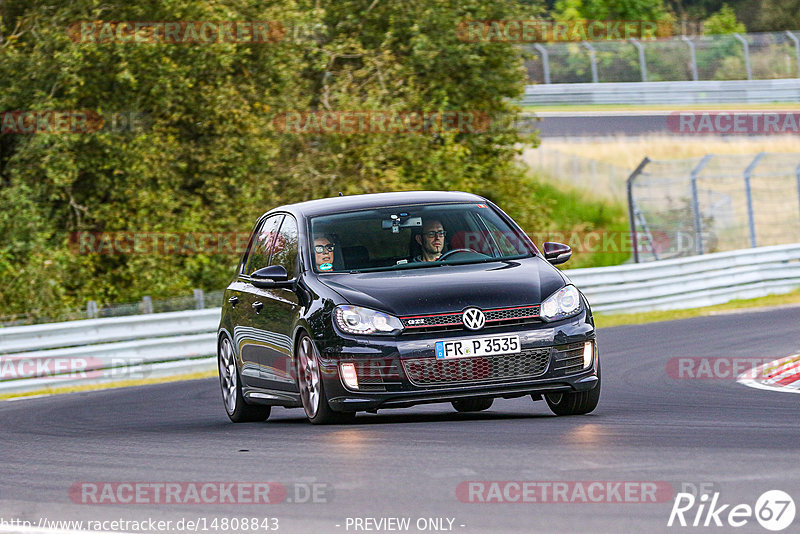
[{"left": 217, "top": 191, "right": 600, "bottom": 424}]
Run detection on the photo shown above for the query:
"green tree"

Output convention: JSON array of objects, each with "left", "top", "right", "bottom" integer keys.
[
  {"left": 757, "top": 0, "right": 800, "bottom": 32},
  {"left": 0, "top": 0, "right": 539, "bottom": 320},
  {"left": 554, "top": 0, "right": 672, "bottom": 22},
  {"left": 703, "top": 3, "right": 746, "bottom": 33}
]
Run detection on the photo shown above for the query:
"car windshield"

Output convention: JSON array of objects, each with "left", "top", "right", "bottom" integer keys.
[{"left": 309, "top": 202, "right": 534, "bottom": 273}]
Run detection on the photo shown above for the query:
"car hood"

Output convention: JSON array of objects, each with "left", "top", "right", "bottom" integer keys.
[{"left": 316, "top": 256, "right": 567, "bottom": 317}]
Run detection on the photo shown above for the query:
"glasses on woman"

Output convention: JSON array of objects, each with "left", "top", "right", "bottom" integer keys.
[
  {"left": 422, "top": 230, "right": 446, "bottom": 238},
  {"left": 315, "top": 243, "right": 336, "bottom": 253}
]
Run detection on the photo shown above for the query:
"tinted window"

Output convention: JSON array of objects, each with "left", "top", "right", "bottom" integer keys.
[
  {"left": 245, "top": 215, "right": 284, "bottom": 275},
  {"left": 309, "top": 202, "right": 533, "bottom": 272},
  {"left": 270, "top": 216, "right": 299, "bottom": 277}
]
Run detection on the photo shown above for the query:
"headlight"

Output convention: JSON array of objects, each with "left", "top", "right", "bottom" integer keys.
[
  {"left": 540, "top": 285, "right": 582, "bottom": 321},
  {"left": 334, "top": 305, "right": 404, "bottom": 335}
]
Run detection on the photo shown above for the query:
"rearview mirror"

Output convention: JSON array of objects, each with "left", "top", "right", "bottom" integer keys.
[
  {"left": 251, "top": 265, "right": 294, "bottom": 288},
  {"left": 542, "top": 242, "right": 572, "bottom": 265},
  {"left": 381, "top": 216, "right": 422, "bottom": 231}
]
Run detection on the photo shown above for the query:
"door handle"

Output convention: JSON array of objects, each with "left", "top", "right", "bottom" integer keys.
[
  {"left": 228, "top": 296, "right": 238, "bottom": 307},
  {"left": 252, "top": 301, "right": 263, "bottom": 313}
]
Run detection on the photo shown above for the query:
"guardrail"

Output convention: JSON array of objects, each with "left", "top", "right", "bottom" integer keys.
[
  {"left": 2, "top": 243, "right": 800, "bottom": 396},
  {"left": 0, "top": 309, "right": 220, "bottom": 396},
  {"left": 566, "top": 243, "right": 800, "bottom": 313},
  {"left": 521, "top": 79, "right": 800, "bottom": 106}
]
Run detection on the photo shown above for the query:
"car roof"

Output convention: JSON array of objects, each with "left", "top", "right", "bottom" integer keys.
[{"left": 270, "top": 191, "right": 489, "bottom": 218}]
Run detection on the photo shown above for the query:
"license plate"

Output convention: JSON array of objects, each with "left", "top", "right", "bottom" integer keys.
[{"left": 435, "top": 335, "right": 521, "bottom": 360}]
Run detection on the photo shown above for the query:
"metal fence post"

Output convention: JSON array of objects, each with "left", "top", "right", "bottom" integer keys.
[
  {"left": 627, "top": 157, "right": 651, "bottom": 263},
  {"left": 690, "top": 155, "right": 713, "bottom": 255},
  {"left": 733, "top": 33, "right": 752, "bottom": 80},
  {"left": 141, "top": 296, "right": 153, "bottom": 314},
  {"left": 681, "top": 36, "right": 698, "bottom": 81},
  {"left": 87, "top": 300, "right": 98, "bottom": 319},
  {"left": 743, "top": 152, "right": 764, "bottom": 248},
  {"left": 582, "top": 41, "right": 599, "bottom": 83},
  {"left": 786, "top": 31, "right": 800, "bottom": 79},
  {"left": 630, "top": 38, "right": 647, "bottom": 82},
  {"left": 193, "top": 289, "right": 205, "bottom": 310},
  {"left": 533, "top": 44, "right": 551, "bottom": 84}
]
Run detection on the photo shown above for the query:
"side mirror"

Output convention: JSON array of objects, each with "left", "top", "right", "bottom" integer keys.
[
  {"left": 542, "top": 242, "right": 572, "bottom": 265},
  {"left": 251, "top": 265, "right": 294, "bottom": 289}
]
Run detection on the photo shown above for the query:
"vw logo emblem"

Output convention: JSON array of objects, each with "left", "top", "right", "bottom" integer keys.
[{"left": 462, "top": 308, "right": 486, "bottom": 331}]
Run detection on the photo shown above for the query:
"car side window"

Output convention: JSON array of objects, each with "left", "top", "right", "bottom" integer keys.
[
  {"left": 269, "top": 216, "right": 299, "bottom": 277},
  {"left": 245, "top": 215, "right": 284, "bottom": 276}
]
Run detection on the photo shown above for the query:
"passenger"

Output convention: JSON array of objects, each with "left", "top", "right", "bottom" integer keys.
[
  {"left": 314, "top": 235, "right": 336, "bottom": 271},
  {"left": 413, "top": 219, "right": 446, "bottom": 262}
]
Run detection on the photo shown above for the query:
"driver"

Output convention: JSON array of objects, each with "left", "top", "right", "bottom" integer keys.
[{"left": 413, "top": 219, "right": 446, "bottom": 262}]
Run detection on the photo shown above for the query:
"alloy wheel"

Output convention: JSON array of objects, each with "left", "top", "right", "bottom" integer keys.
[
  {"left": 298, "top": 336, "right": 321, "bottom": 418},
  {"left": 219, "top": 337, "right": 238, "bottom": 414}
]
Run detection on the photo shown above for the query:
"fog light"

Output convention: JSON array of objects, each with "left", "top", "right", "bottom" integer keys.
[
  {"left": 340, "top": 362, "right": 359, "bottom": 389},
  {"left": 583, "top": 341, "right": 594, "bottom": 369}
]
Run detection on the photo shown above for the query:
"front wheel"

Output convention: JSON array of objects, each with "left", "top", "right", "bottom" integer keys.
[
  {"left": 218, "top": 336, "right": 270, "bottom": 423},
  {"left": 296, "top": 334, "right": 354, "bottom": 425},
  {"left": 544, "top": 364, "right": 601, "bottom": 416}
]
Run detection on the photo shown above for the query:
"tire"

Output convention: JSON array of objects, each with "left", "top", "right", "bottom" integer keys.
[
  {"left": 218, "top": 336, "right": 271, "bottom": 423},
  {"left": 544, "top": 363, "right": 601, "bottom": 416},
  {"left": 297, "top": 334, "right": 355, "bottom": 425},
  {"left": 452, "top": 397, "right": 494, "bottom": 412}
]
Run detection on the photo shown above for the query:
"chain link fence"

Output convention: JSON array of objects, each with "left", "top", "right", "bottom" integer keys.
[
  {"left": 629, "top": 153, "right": 800, "bottom": 262},
  {"left": 525, "top": 31, "right": 800, "bottom": 84}
]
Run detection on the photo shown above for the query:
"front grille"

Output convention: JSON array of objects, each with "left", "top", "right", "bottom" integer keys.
[
  {"left": 484, "top": 306, "right": 540, "bottom": 322},
  {"left": 402, "top": 349, "right": 550, "bottom": 387},
  {"left": 553, "top": 342, "right": 585, "bottom": 376},
  {"left": 402, "top": 313, "right": 462, "bottom": 328},
  {"left": 400, "top": 305, "right": 540, "bottom": 333}
]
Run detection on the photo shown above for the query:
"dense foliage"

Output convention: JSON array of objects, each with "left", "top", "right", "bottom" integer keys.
[
  {"left": 0, "top": 0, "right": 782, "bottom": 319},
  {"left": 0, "top": 0, "right": 545, "bottom": 319}
]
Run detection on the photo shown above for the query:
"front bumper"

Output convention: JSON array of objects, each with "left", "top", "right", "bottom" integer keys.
[{"left": 318, "top": 310, "right": 598, "bottom": 412}]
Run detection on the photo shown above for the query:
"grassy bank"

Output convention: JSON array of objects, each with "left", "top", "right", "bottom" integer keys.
[
  {"left": 540, "top": 135, "right": 800, "bottom": 169},
  {"left": 516, "top": 170, "right": 631, "bottom": 269},
  {"left": 594, "top": 288, "right": 800, "bottom": 328}
]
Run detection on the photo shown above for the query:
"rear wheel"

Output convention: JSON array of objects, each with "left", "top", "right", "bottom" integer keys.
[
  {"left": 218, "top": 336, "right": 270, "bottom": 423},
  {"left": 545, "top": 364, "right": 601, "bottom": 416},
  {"left": 452, "top": 397, "right": 494, "bottom": 412},
  {"left": 297, "top": 334, "right": 355, "bottom": 425}
]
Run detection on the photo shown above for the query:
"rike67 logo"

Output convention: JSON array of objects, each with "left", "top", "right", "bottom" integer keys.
[{"left": 668, "top": 490, "right": 795, "bottom": 531}]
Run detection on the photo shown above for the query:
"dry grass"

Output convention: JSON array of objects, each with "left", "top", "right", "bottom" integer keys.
[{"left": 539, "top": 135, "right": 800, "bottom": 169}]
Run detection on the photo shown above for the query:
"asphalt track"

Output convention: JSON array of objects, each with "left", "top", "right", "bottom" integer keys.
[
  {"left": 2, "top": 306, "right": 800, "bottom": 534},
  {"left": 536, "top": 112, "right": 673, "bottom": 137}
]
